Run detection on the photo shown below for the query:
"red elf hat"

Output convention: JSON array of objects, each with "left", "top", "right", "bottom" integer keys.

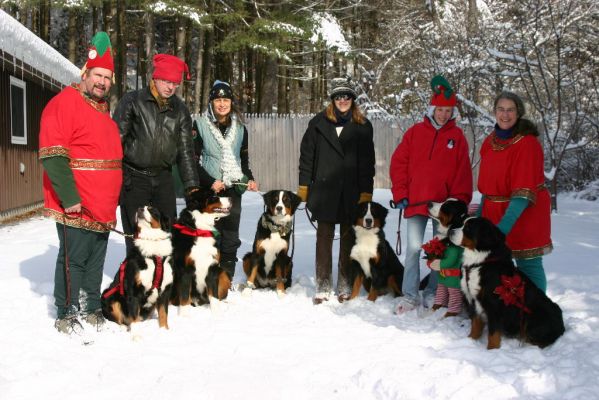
[
  {"left": 81, "top": 32, "right": 114, "bottom": 75},
  {"left": 430, "top": 75, "right": 457, "bottom": 107},
  {"left": 152, "top": 54, "right": 190, "bottom": 84}
]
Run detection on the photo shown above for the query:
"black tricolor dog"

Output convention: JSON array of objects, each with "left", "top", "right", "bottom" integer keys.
[
  {"left": 242, "top": 190, "right": 301, "bottom": 295},
  {"left": 428, "top": 198, "right": 469, "bottom": 237},
  {"left": 101, "top": 206, "right": 173, "bottom": 330},
  {"left": 170, "top": 188, "right": 232, "bottom": 314},
  {"left": 450, "top": 217, "right": 565, "bottom": 349},
  {"left": 348, "top": 201, "right": 404, "bottom": 301}
]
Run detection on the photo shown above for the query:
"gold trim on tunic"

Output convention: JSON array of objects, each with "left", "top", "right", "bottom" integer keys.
[
  {"left": 39, "top": 146, "right": 69, "bottom": 159},
  {"left": 491, "top": 133, "right": 525, "bottom": 151},
  {"left": 512, "top": 242, "right": 553, "bottom": 259},
  {"left": 69, "top": 159, "right": 122, "bottom": 170},
  {"left": 44, "top": 208, "right": 115, "bottom": 233},
  {"left": 485, "top": 184, "right": 545, "bottom": 204}
]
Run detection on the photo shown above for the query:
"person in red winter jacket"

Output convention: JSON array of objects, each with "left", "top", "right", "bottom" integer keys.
[{"left": 389, "top": 75, "right": 472, "bottom": 314}]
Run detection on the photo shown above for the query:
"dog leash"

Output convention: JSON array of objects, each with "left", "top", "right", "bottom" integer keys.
[{"left": 389, "top": 199, "right": 440, "bottom": 256}]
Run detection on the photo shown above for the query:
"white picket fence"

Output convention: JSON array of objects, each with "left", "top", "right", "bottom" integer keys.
[{"left": 192, "top": 114, "right": 479, "bottom": 192}]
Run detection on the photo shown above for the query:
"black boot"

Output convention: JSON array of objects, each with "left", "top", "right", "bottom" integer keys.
[{"left": 220, "top": 261, "right": 236, "bottom": 279}]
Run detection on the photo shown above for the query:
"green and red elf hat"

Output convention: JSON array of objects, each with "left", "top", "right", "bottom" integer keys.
[
  {"left": 430, "top": 75, "right": 457, "bottom": 107},
  {"left": 81, "top": 31, "right": 114, "bottom": 75}
]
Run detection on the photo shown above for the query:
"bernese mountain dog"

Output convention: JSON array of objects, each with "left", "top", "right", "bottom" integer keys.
[
  {"left": 450, "top": 217, "right": 565, "bottom": 349},
  {"left": 348, "top": 201, "right": 404, "bottom": 301},
  {"left": 170, "top": 188, "right": 232, "bottom": 314},
  {"left": 101, "top": 206, "right": 173, "bottom": 330},
  {"left": 428, "top": 198, "right": 469, "bottom": 237},
  {"left": 242, "top": 190, "right": 302, "bottom": 296}
]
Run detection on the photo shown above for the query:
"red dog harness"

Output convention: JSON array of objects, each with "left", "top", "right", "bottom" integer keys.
[{"left": 102, "top": 256, "right": 164, "bottom": 298}]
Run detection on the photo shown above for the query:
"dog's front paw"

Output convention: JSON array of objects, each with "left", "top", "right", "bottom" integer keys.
[
  {"left": 242, "top": 287, "right": 253, "bottom": 297},
  {"left": 277, "top": 289, "right": 286, "bottom": 298}
]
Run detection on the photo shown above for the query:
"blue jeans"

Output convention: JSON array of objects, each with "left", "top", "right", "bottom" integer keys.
[{"left": 402, "top": 215, "right": 439, "bottom": 302}]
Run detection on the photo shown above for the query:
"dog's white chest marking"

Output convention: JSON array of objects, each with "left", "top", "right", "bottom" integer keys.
[
  {"left": 190, "top": 237, "right": 218, "bottom": 293},
  {"left": 260, "top": 233, "right": 288, "bottom": 274},
  {"left": 461, "top": 248, "right": 489, "bottom": 317},
  {"left": 350, "top": 227, "right": 380, "bottom": 278}
]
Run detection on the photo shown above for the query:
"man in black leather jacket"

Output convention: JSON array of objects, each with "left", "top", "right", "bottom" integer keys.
[{"left": 113, "top": 54, "right": 199, "bottom": 253}]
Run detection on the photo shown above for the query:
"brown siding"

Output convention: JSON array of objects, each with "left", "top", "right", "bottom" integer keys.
[{"left": 0, "top": 48, "right": 64, "bottom": 217}]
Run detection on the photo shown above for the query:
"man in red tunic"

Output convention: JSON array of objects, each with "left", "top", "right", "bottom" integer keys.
[{"left": 39, "top": 32, "right": 122, "bottom": 335}]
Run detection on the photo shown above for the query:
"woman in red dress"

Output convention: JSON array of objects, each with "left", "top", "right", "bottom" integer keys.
[{"left": 478, "top": 92, "right": 552, "bottom": 292}]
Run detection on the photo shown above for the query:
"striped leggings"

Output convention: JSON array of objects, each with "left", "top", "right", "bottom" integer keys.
[{"left": 434, "top": 284, "right": 462, "bottom": 314}]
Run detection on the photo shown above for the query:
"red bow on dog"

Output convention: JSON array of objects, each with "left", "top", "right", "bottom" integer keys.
[
  {"left": 494, "top": 274, "right": 531, "bottom": 314},
  {"left": 173, "top": 224, "right": 214, "bottom": 237}
]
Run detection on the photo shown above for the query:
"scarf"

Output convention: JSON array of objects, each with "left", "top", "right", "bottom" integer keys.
[
  {"left": 494, "top": 123, "right": 515, "bottom": 139},
  {"left": 205, "top": 110, "right": 244, "bottom": 186}
]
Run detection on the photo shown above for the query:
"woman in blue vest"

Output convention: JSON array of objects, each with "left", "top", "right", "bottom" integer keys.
[{"left": 193, "top": 80, "right": 258, "bottom": 279}]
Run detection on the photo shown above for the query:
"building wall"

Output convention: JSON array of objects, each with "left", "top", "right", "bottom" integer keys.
[{"left": 0, "top": 49, "right": 62, "bottom": 218}]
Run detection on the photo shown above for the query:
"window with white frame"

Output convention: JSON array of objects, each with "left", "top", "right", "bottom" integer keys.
[{"left": 10, "top": 76, "right": 27, "bottom": 145}]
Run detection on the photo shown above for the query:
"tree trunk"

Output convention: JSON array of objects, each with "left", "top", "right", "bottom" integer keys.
[
  {"left": 175, "top": 15, "right": 187, "bottom": 98},
  {"left": 143, "top": 11, "right": 155, "bottom": 86},
  {"left": 40, "top": 0, "right": 50, "bottom": 42},
  {"left": 277, "top": 63, "right": 288, "bottom": 114},
  {"left": 201, "top": 26, "right": 214, "bottom": 110},
  {"left": 193, "top": 28, "right": 206, "bottom": 114},
  {"left": 103, "top": 0, "right": 119, "bottom": 108},
  {"left": 67, "top": 9, "right": 78, "bottom": 64}
]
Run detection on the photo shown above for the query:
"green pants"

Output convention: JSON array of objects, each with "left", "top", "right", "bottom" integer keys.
[
  {"left": 54, "top": 223, "right": 109, "bottom": 318},
  {"left": 516, "top": 256, "right": 546, "bottom": 293}
]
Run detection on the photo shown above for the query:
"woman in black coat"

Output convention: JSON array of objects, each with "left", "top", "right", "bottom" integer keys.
[{"left": 298, "top": 77, "right": 376, "bottom": 304}]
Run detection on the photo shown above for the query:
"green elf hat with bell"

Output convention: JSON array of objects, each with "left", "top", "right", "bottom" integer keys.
[
  {"left": 80, "top": 31, "right": 115, "bottom": 76},
  {"left": 430, "top": 75, "right": 457, "bottom": 107}
]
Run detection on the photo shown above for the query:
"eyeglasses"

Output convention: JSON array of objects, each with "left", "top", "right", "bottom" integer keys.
[
  {"left": 333, "top": 94, "right": 352, "bottom": 101},
  {"left": 496, "top": 107, "right": 517, "bottom": 114},
  {"left": 157, "top": 79, "right": 180, "bottom": 88}
]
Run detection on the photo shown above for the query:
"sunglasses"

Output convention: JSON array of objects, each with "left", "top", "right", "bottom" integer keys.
[{"left": 333, "top": 94, "right": 352, "bottom": 101}]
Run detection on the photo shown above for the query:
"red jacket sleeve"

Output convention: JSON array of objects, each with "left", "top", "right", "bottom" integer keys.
[{"left": 389, "top": 127, "right": 412, "bottom": 203}]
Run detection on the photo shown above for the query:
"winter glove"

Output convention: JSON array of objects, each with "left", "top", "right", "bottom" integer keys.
[
  {"left": 358, "top": 192, "right": 373, "bottom": 204},
  {"left": 233, "top": 175, "right": 249, "bottom": 195},
  {"left": 390, "top": 198, "right": 408, "bottom": 210},
  {"left": 497, "top": 197, "right": 529, "bottom": 235},
  {"left": 427, "top": 259, "right": 441, "bottom": 271},
  {"left": 297, "top": 185, "right": 308, "bottom": 202}
]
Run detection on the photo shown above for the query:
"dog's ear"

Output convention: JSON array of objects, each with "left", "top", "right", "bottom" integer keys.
[
  {"left": 185, "top": 189, "right": 205, "bottom": 211},
  {"left": 177, "top": 209, "right": 195, "bottom": 228},
  {"left": 375, "top": 202, "right": 388, "bottom": 228},
  {"left": 160, "top": 213, "right": 171, "bottom": 232},
  {"left": 475, "top": 218, "right": 506, "bottom": 251},
  {"left": 262, "top": 190, "right": 276, "bottom": 207},
  {"left": 289, "top": 191, "right": 302, "bottom": 213}
]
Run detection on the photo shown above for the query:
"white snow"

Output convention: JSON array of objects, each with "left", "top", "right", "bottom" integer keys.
[
  {"left": 0, "top": 9, "right": 80, "bottom": 86},
  {"left": 311, "top": 12, "right": 351, "bottom": 53},
  {"left": 0, "top": 189, "right": 598, "bottom": 399}
]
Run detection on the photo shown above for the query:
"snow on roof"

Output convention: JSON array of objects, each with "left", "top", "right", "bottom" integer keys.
[{"left": 0, "top": 9, "right": 80, "bottom": 86}]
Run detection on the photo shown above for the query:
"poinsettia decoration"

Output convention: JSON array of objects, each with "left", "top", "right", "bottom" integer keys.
[
  {"left": 494, "top": 274, "right": 531, "bottom": 314},
  {"left": 421, "top": 237, "right": 447, "bottom": 260}
]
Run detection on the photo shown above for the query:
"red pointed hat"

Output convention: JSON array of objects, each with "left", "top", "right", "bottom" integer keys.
[
  {"left": 82, "top": 31, "right": 114, "bottom": 74},
  {"left": 430, "top": 75, "right": 457, "bottom": 107},
  {"left": 152, "top": 54, "right": 190, "bottom": 84}
]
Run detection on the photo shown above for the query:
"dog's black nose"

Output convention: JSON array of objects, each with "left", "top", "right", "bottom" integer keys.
[
  {"left": 365, "top": 218, "right": 373, "bottom": 227},
  {"left": 276, "top": 206, "right": 283, "bottom": 213}
]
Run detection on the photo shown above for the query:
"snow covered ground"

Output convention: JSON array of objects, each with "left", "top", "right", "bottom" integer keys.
[{"left": 1, "top": 189, "right": 598, "bottom": 400}]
